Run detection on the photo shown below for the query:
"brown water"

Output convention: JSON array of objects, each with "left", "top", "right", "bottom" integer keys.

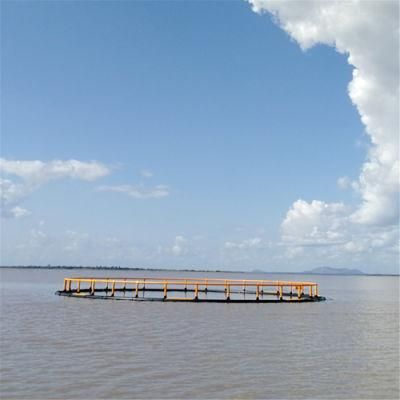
[{"left": 1, "top": 268, "right": 399, "bottom": 399}]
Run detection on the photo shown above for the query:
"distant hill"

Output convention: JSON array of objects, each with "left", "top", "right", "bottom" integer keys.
[
  {"left": 251, "top": 268, "right": 266, "bottom": 273},
  {"left": 303, "top": 266, "right": 365, "bottom": 275}
]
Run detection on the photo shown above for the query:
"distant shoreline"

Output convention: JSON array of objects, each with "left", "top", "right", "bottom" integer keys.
[{"left": 0, "top": 265, "right": 398, "bottom": 277}]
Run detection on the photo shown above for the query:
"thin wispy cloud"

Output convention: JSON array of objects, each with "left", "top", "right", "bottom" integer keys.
[
  {"left": 140, "top": 169, "right": 154, "bottom": 178},
  {"left": 224, "top": 237, "right": 265, "bottom": 250},
  {"left": 97, "top": 184, "right": 170, "bottom": 199}
]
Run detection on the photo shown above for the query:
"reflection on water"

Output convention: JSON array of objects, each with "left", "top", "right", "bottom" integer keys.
[{"left": 1, "top": 268, "right": 399, "bottom": 399}]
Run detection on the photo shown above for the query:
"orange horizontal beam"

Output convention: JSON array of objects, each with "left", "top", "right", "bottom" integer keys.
[{"left": 63, "top": 277, "right": 318, "bottom": 287}]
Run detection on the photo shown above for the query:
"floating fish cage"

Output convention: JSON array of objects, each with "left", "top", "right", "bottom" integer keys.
[{"left": 56, "top": 277, "right": 326, "bottom": 303}]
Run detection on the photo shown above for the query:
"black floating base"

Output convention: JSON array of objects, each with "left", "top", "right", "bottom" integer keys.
[{"left": 55, "top": 290, "right": 326, "bottom": 303}]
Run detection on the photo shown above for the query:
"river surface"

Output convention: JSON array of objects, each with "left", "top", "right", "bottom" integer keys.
[{"left": 0, "top": 268, "right": 399, "bottom": 399}]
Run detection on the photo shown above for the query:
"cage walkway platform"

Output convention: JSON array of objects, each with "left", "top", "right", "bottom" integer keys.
[{"left": 56, "top": 277, "right": 326, "bottom": 303}]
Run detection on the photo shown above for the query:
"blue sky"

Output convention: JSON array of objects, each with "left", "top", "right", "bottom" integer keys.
[{"left": 1, "top": 1, "right": 398, "bottom": 273}]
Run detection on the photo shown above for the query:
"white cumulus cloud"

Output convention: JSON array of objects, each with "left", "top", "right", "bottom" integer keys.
[
  {"left": 281, "top": 200, "right": 348, "bottom": 247},
  {"left": 0, "top": 159, "right": 110, "bottom": 184},
  {"left": 8, "top": 206, "right": 31, "bottom": 219},
  {"left": 156, "top": 235, "right": 189, "bottom": 257},
  {"left": 0, "top": 178, "right": 27, "bottom": 207},
  {"left": 248, "top": 0, "right": 399, "bottom": 265},
  {"left": 171, "top": 235, "right": 187, "bottom": 256},
  {"left": 0, "top": 158, "right": 111, "bottom": 218}
]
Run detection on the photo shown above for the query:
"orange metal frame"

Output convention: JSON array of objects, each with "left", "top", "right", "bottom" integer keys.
[{"left": 59, "top": 277, "right": 321, "bottom": 302}]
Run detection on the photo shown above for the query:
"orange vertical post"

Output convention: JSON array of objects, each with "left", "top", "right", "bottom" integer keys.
[{"left": 163, "top": 283, "right": 168, "bottom": 299}]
